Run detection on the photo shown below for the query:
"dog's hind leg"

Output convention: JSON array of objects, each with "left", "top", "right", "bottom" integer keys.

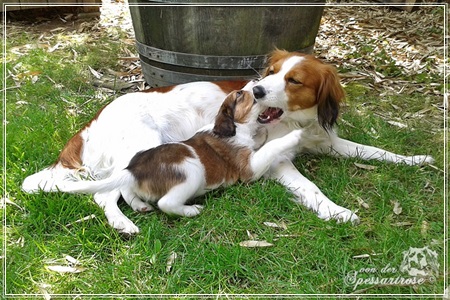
[
  {"left": 94, "top": 190, "right": 140, "bottom": 235},
  {"left": 157, "top": 187, "right": 204, "bottom": 217},
  {"left": 121, "top": 188, "right": 154, "bottom": 213},
  {"left": 156, "top": 161, "right": 205, "bottom": 217},
  {"left": 98, "top": 128, "right": 162, "bottom": 229}
]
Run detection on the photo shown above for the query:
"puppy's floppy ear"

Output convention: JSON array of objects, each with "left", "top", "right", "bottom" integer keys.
[
  {"left": 317, "top": 64, "right": 345, "bottom": 131},
  {"left": 213, "top": 96, "right": 236, "bottom": 137}
]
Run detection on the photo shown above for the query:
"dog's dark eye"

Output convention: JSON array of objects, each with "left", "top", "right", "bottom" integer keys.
[
  {"left": 236, "top": 91, "right": 243, "bottom": 97},
  {"left": 268, "top": 70, "right": 275, "bottom": 75},
  {"left": 288, "top": 78, "right": 302, "bottom": 85}
]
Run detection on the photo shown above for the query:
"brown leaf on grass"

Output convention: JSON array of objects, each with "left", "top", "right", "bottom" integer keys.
[
  {"left": 46, "top": 265, "right": 86, "bottom": 274},
  {"left": 356, "top": 197, "right": 370, "bottom": 209},
  {"left": 91, "top": 77, "right": 135, "bottom": 91},
  {"left": 239, "top": 240, "right": 273, "bottom": 248},
  {"left": 393, "top": 222, "right": 414, "bottom": 227},
  {"left": 387, "top": 120, "right": 408, "bottom": 128},
  {"left": 166, "top": 252, "right": 177, "bottom": 273},
  {"left": 354, "top": 163, "right": 377, "bottom": 170},
  {"left": 352, "top": 253, "right": 382, "bottom": 259},
  {"left": 391, "top": 201, "right": 403, "bottom": 215},
  {"left": 263, "top": 221, "right": 287, "bottom": 230},
  {"left": 88, "top": 66, "right": 102, "bottom": 79},
  {"left": 421, "top": 220, "right": 429, "bottom": 236},
  {"left": 65, "top": 214, "right": 96, "bottom": 227}
]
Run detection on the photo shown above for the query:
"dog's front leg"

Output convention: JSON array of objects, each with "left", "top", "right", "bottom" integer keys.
[
  {"left": 94, "top": 190, "right": 140, "bottom": 236},
  {"left": 250, "top": 129, "right": 303, "bottom": 180},
  {"left": 326, "top": 136, "right": 434, "bottom": 166},
  {"left": 267, "top": 157, "right": 360, "bottom": 224}
]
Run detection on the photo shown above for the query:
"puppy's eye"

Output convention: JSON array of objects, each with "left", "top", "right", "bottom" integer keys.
[
  {"left": 288, "top": 78, "right": 302, "bottom": 85},
  {"left": 236, "top": 91, "right": 243, "bottom": 97},
  {"left": 268, "top": 70, "right": 275, "bottom": 75}
]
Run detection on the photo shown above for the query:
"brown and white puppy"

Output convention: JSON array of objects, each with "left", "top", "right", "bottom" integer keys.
[{"left": 56, "top": 90, "right": 302, "bottom": 217}]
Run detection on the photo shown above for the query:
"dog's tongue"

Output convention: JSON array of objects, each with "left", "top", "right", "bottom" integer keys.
[{"left": 258, "top": 107, "right": 283, "bottom": 124}]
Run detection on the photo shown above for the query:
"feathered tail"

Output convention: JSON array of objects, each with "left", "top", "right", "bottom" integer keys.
[
  {"left": 22, "top": 163, "right": 132, "bottom": 195},
  {"left": 22, "top": 164, "right": 76, "bottom": 193}
]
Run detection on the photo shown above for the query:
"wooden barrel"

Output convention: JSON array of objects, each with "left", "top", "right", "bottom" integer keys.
[{"left": 129, "top": 2, "right": 325, "bottom": 87}]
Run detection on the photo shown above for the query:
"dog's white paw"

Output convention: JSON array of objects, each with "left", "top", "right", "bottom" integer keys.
[
  {"left": 285, "top": 129, "right": 303, "bottom": 145},
  {"left": 403, "top": 155, "right": 434, "bottom": 166},
  {"left": 291, "top": 129, "right": 304, "bottom": 139},
  {"left": 109, "top": 216, "right": 140, "bottom": 236},
  {"left": 129, "top": 199, "right": 154, "bottom": 213},
  {"left": 317, "top": 205, "right": 360, "bottom": 225},
  {"left": 183, "top": 205, "right": 204, "bottom": 217},
  {"left": 295, "top": 188, "right": 360, "bottom": 225}
]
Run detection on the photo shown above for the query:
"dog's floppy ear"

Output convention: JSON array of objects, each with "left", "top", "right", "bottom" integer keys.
[
  {"left": 317, "top": 64, "right": 345, "bottom": 131},
  {"left": 213, "top": 95, "right": 237, "bottom": 137}
]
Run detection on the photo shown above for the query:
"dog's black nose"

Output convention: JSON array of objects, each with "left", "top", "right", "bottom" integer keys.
[{"left": 252, "top": 85, "right": 267, "bottom": 99}]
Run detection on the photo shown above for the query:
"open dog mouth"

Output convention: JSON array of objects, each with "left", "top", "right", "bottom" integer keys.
[{"left": 257, "top": 107, "right": 284, "bottom": 124}]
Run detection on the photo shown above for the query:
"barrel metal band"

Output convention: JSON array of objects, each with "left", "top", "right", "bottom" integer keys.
[
  {"left": 140, "top": 60, "right": 256, "bottom": 87},
  {"left": 136, "top": 41, "right": 271, "bottom": 70}
]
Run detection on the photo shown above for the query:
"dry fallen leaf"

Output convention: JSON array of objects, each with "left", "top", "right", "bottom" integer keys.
[
  {"left": 356, "top": 197, "right": 370, "bottom": 209},
  {"left": 65, "top": 255, "right": 81, "bottom": 266},
  {"left": 166, "top": 252, "right": 177, "bottom": 273},
  {"left": 354, "top": 162, "right": 378, "bottom": 170},
  {"left": 421, "top": 220, "right": 429, "bottom": 236},
  {"left": 66, "top": 214, "right": 96, "bottom": 227},
  {"left": 239, "top": 240, "right": 273, "bottom": 248},
  {"left": 46, "top": 265, "right": 85, "bottom": 274},
  {"left": 88, "top": 65, "right": 102, "bottom": 79},
  {"left": 393, "top": 222, "right": 414, "bottom": 227},
  {"left": 263, "top": 221, "right": 287, "bottom": 230},
  {"left": 392, "top": 201, "right": 403, "bottom": 215},
  {"left": 352, "top": 253, "right": 382, "bottom": 259},
  {"left": 387, "top": 120, "right": 408, "bottom": 128},
  {"left": 246, "top": 230, "right": 257, "bottom": 240}
]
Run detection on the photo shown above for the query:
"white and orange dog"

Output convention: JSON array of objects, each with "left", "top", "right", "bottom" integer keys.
[
  {"left": 57, "top": 89, "right": 302, "bottom": 218},
  {"left": 22, "top": 50, "right": 433, "bottom": 234}
]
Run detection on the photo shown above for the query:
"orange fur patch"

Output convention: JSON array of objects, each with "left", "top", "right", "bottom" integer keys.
[
  {"left": 213, "top": 80, "right": 249, "bottom": 94},
  {"left": 141, "top": 85, "right": 176, "bottom": 93},
  {"left": 54, "top": 105, "right": 107, "bottom": 169}
]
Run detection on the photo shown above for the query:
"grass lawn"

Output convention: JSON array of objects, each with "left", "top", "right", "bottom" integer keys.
[{"left": 2, "top": 4, "right": 447, "bottom": 298}]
